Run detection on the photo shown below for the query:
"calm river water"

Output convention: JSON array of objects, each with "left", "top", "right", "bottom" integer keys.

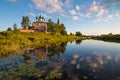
[{"left": 0, "top": 40, "right": 120, "bottom": 80}]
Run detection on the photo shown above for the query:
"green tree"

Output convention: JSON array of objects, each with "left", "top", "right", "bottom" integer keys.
[
  {"left": 28, "top": 26, "right": 33, "bottom": 29},
  {"left": 13, "top": 23, "right": 18, "bottom": 31},
  {"left": 47, "top": 18, "right": 67, "bottom": 35},
  {"left": 59, "top": 24, "right": 67, "bottom": 35},
  {"left": 60, "top": 30, "right": 67, "bottom": 35},
  {"left": 7, "top": 27, "right": 12, "bottom": 31},
  {"left": 108, "top": 33, "right": 113, "bottom": 36},
  {"left": 47, "top": 18, "right": 55, "bottom": 32},
  {"left": 70, "top": 32, "right": 74, "bottom": 36},
  {"left": 21, "top": 16, "right": 30, "bottom": 29},
  {"left": 57, "top": 17, "right": 60, "bottom": 24},
  {"left": 75, "top": 31, "right": 82, "bottom": 36}
]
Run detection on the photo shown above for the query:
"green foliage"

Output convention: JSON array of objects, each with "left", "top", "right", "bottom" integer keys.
[
  {"left": 21, "top": 16, "right": 30, "bottom": 29},
  {"left": 75, "top": 39, "right": 82, "bottom": 44},
  {"left": 91, "top": 33, "right": 120, "bottom": 42},
  {"left": 28, "top": 37, "right": 35, "bottom": 42},
  {"left": 45, "top": 69, "right": 62, "bottom": 80},
  {"left": 108, "top": 33, "right": 113, "bottom": 36},
  {"left": 7, "top": 27, "right": 12, "bottom": 31},
  {"left": 47, "top": 42, "right": 67, "bottom": 60},
  {"left": 83, "top": 76, "right": 88, "bottom": 80},
  {"left": 0, "top": 61, "right": 62, "bottom": 80},
  {"left": 13, "top": 23, "right": 18, "bottom": 31},
  {"left": 57, "top": 17, "right": 60, "bottom": 24},
  {"left": 47, "top": 18, "right": 67, "bottom": 35},
  {"left": 75, "top": 31, "right": 82, "bottom": 36},
  {"left": 0, "top": 61, "right": 45, "bottom": 80},
  {"left": 47, "top": 18, "right": 55, "bottom": 32},
  {"left": 0, "top": 34, "right": 5, "bottom": 39},
  {"left": 70, "top": 32, "right": 74, "bottom": 36},
  {"left": 60, "top": 30, "right": 67, "bottom": 35}
]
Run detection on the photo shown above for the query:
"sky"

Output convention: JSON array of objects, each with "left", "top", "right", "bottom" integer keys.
[{"left": 0, "top": 0, "right": 120, "bottom": 35}]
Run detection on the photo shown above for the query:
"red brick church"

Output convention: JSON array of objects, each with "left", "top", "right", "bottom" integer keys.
[
  {"left": 20, "top": 15, "right": 47, "bottom": 32},
  {"left": 32, "top": 15, "right": 47, "bottom": 32}
]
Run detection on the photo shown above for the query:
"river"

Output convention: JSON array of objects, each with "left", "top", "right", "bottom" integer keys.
[{"left": 0, "top": 40, "right": 120, "bottom": 80}]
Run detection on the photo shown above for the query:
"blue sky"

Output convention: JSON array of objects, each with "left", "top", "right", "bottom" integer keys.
[{"left": 0, "top": 0, "right": 120, "bottom": 35}]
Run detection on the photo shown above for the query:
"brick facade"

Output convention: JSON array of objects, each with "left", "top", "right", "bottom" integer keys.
[{"left": 20, "top": 15, "right": 47, "bottom": 33}]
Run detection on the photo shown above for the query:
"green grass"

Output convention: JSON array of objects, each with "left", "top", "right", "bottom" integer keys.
[{"left": 0, "top": 31, "right": 83, "bottom": 58}]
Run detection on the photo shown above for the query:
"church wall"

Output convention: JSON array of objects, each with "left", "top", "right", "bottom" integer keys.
[{"left": 20, "top": 29, "right": 35, "bottom": 32}]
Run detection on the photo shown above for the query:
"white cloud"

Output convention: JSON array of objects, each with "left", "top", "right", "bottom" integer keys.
[
  {"left": 76, "top": 5, "right": 80, "bottom": 11},
  {"left": 8, "top": 0, "right": 17, "bottom": 2},
  {"left": 41, "top": 13, "right": 51, "bottom": 18},
  {"left": 93, "top": 17, "right": 105, "bottom": 23},
  {"left": 73, "top": 16, "right": 79, "bottom": 20},
  {"left": 69, "top": 10, "right": 77, "bottom": 15},
  {"left": 65, "top": 0, "right": 73, "bottom": 8},
  {"left": 29, "top": 12, "right": 36, "bottom": 17},
  {"left": 86, "top": 1, "right": 108, "bottom": 17},
  {"left": 93, "top": 14, "right": 113, "bottom": 23},
  {"left": 115, "top": 12, "right": 120, "bottom": 17},
  {"left": 32, "top": 0, "right": 73, "bottom": 14},
  {"left": 89, "top": 5, "right": 98, "bottom": 13},
  {"left": 86, "top": 12, "right": 92, "bottom": 17},
  {"left": 86, "top": 1, "right": 99, "bottom": 17},
  {"left": 107, "top": 15, "right": 113, "bottom": 20},
  {"left": 78, "top": 12, "right": 84, "bottom": 17},
  {"left": 89, "top": 1, "right": 99, "bottom": 13},
  {"left": 97, "top": 8, "right": 108, "bottom": 16},
  {"left": 54, "top": 0, "right": 58, "bottom": 2},
  {"left": 36, "top": 13, "right": 51, "bottom": 19},
  {"left": 32, "top": 0, "right": 64, "bottom": 13},
  {"left": 69, "top": 5, "right": 83, "bottom": 18}
]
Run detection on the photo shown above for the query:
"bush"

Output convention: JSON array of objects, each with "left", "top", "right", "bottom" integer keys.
[{"left": 75, "top": 31, "right": 82, "bottom": 36}]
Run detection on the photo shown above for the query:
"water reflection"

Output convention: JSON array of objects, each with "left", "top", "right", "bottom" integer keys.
[
  {"left": 47, "top": 42, "right": 67, "bottom": 60},
  {"left": 64, "top": 50, "right": 120, "bottom": 80},
  {"left": 75, "top": 39, "right": 82, "bottom": 45},
  {"left": 0, "top": 40, "right": 120, "bottom": 80},
  {"left": 23, "top": 42, "right": 68, "bottom": 62}
]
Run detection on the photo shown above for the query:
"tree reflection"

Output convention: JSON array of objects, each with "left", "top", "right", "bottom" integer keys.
[
  {"left": 47, "top": 42, "right": 67, "bottom": 60},
  {"left": 75, "top": 39, "right": 82, "bottom": 45},
  {"left": 23, "top": 51, "right": 31, "bottom": 60},
  {"left": 22, "top": 42, "right": 68, "bottom": 61}
]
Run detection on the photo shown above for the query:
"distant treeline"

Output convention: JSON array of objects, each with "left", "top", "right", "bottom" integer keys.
[{"left": 91, "top": 33, "right": 120, "bottom": 42}]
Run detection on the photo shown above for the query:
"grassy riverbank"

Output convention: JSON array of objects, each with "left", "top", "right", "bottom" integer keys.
[{"left": 0, "top": 32, "right": 83, "bottom": 57}]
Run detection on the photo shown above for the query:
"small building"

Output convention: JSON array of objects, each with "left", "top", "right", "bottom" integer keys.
[
  {"left": 32, "top": 15, "right": 47, "bottom": 32},
  {"left": 20, "top": 15, "right": 47, "bottom": 33}
]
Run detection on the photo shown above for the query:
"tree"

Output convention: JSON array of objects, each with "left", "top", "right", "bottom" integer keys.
[
  {"left": 47, "top": 18, "right": 55, "bottom": 32},
  {"left": 21, "top": 16, "right": 30, "bottom": 29},
  {"left": 47, "top": 18, "right": 67, "bottom": 35},
  {"left": 13, "top": 23, "right": 18, "bottom": 31},
  {"left": 57, "top": 17, "right": 60, "bottom": 24},
  {"left": 75, "top": 31, "right": 82, "bottom": 36},
  {"left": 108, "top": 33, "right": 113, "bottom": 36},
  {"left": 60, "top": 30, "right": 67, "bottom": 35},
  {"left": 59, "top": 24, "right": 67, "bottom": 35},
  {"left": 70, "top": 32, "right": 74, "bottom": 36},
  {"left": 28, "top": 26, "right": 33, "bottom": 29},
  {"left": 7, "top": 27, "right": 12, "bottom": 31}
]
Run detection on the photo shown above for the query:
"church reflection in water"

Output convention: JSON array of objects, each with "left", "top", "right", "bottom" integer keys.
[
  {"left": 23, "top": 42, "right": 68, "bottom": 62},
  {"left": 34, "top": 46, "right": 48, "bottom": 61}
]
